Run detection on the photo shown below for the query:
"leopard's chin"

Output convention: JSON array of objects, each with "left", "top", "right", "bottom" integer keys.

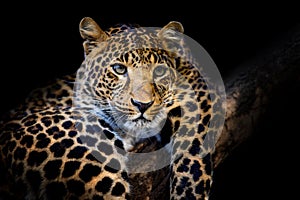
[{"left": 117, "top": 117, "right": 162, "bottom": 139}]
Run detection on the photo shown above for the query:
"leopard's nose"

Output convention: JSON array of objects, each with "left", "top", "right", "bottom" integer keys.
[{"left": 131, "top": 98, "right": 154, "bottom": 113}]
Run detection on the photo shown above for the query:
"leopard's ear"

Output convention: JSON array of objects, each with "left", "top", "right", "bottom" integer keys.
[
  {"left": 158, "top": 21, "right": 184, "bottom": 56},
  {"left": 79, "top": 17, "right": 108, "bottom": 55},
  {"left": 159, "top": 21, "right": 184, "bottom": 35}
]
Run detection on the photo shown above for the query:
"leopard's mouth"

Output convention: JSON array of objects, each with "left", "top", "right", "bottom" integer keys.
[{"left": 132, "top": 115, "right": 151, "bottom": 123}]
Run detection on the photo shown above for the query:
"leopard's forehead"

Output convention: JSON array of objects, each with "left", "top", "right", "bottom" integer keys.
[
  {"left": 105, "top": 23, "right": 141, "bottom": 36},
  {"left": 94, "top": 26, "right": 166, "bottom": 58}
]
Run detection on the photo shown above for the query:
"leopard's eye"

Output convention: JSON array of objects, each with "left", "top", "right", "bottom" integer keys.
[
  {"left": 111, "top": 64, "right": 127, "bottom": 75},
  {"left": 153, "top": 65, "right": 167, "bottom": 77}
]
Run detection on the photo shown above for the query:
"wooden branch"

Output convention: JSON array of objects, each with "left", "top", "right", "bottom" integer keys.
[{"left": 213, "top": 24, "right": 300, "bottom": 168}]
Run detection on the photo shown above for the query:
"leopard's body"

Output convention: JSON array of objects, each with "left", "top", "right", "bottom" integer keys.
[{"left": 0, "top": 17, "right": 224, "bottom": 200}]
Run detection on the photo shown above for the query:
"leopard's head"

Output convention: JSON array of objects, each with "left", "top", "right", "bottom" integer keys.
[{"left": 74, "top": 17, "right": 204, "bottom": 149}]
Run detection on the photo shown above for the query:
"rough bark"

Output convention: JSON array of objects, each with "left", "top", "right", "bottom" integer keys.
[{"left": 213, "top": 24, "right": 300, "bottom": 168}]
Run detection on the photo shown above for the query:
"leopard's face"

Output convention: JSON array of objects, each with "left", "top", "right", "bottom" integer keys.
[
  {"left": 79, "top": 50, "right": 182, "bottom": 144},
  {"left": 103, "top": 51, "right": 177, "bottom": 140}
]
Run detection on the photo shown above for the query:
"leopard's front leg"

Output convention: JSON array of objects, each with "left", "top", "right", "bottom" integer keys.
[{"left": 170, "top": 150, "right": 213, "bottom": 200}]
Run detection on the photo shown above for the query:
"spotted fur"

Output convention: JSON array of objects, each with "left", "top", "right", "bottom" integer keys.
[{"left": 0, "top": 17, "right": 224, "bottom": 200}]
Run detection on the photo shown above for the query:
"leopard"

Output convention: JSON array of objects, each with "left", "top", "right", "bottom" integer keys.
[{"left": 0, "top": 17, "right": 225, "bottom": 200}]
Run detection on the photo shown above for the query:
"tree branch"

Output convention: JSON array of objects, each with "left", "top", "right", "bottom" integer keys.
[{"left": 213, "top": 24, "right": 300, "bottom": 168}]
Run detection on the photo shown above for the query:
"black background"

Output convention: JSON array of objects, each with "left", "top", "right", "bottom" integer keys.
[
  {"left": 1, "top": 13, "right": 297, "bottom": 114},
  {"left": 0, "top": 6, "right": 299, "bottom": 199}
]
